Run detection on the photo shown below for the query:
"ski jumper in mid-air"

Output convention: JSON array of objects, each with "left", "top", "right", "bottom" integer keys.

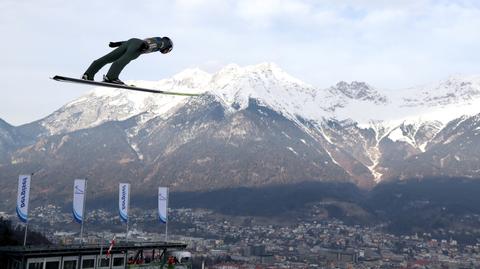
[{"left": 82, "top": 37, "right": 173, "bottom": 85}]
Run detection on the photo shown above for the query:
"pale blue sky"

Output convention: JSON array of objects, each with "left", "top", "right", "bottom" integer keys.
[{"left": 1, "top": 0, "right": 480, "bottom": 125}]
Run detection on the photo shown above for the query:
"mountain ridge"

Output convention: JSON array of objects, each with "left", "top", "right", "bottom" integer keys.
[{"left": 1, "top": 63, "right": 480, "bottom": 201}]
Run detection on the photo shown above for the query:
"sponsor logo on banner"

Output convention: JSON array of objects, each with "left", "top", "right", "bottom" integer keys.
[
  {"left": 73, "top": 179, "right": 86, "bottom": 223},
  {"left": 158, "top": 187, "right": 168, "bottom": 224},
  {"left": 119, "top": 183, "right": 130, "bottom": 223},
  {"left": 16, "top": 175, "right": 31, "bottom": 223}
]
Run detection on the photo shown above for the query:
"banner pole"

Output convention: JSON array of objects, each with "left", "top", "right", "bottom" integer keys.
[
  {"left": 23, "top": 173, "right": 34, "bottom": 247},
  {"left": 119, "top": 183, "right": 130, "bottom": 244},
  {"left": 126, "top": 219, "right": 129, "bottom": 244},
  {"left": 126, "top": 183, "right": 130, "bottom": 244},
  {"left": 165, "top": 188, "right": 169, "bottom": 243},
  {"left": 80, "top": 178, "right": 88, "bottom": 245},
  {"left": 23, "top": 222, "right": 28, "bottom": 247}
]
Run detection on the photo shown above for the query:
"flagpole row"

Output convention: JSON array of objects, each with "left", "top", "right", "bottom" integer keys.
[{"left": 15, "top": 174, "right": 172, "bottom": 250}]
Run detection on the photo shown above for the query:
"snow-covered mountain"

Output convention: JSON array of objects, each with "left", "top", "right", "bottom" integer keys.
[
  {"left": 36, "top": 64, "right": 480, "bottom": 136},
  {"left": 1, "top": 63, "right": 480, "bottom": 201}
]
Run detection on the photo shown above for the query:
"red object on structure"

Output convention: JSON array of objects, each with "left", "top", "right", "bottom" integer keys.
[{"left": 106, "top": 235, "right": 116, "bottom": 257}]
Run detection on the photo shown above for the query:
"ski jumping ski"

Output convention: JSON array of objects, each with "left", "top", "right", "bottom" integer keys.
[{"left": 51, "top": 75, "right": 200, "bottom": 96}]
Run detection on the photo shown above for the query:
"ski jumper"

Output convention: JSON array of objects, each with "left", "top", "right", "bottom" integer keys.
[{"left": 84, "top": 37, "right": 172, "bottom": 81}]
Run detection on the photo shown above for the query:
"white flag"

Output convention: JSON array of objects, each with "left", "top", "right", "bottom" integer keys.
[
  {"left": 16, "top": 175, "right": 31, "bottom": 223},
  {"left": 73, "top": 179, "right": 86, "bottom": 223},
  {"left": 119, "top": 183, "right": 130, "bottom": 223},
  {"left": 158, "top": 187, "right": 168, "bottom": 224}
]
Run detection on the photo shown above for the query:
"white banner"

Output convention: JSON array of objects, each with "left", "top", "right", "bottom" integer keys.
[
  {"left": 73, "top": 179, "right": 86, "bottom": 223},
  {"left": 16, "top": 175, "right": 31, "bottom": 223},
  {"left": 158, "top": 187, "right": 168, "bottom": 224},
  {"left": 119, "top": 183, "right": 130, "bottom": 223}
]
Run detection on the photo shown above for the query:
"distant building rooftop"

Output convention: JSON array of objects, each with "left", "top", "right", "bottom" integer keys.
[
  {"left": 0, "top": 241, "right": 186, "bottom": 258},
  {"left": 0, "top": 241, "right": 189, "bottom": 269}
]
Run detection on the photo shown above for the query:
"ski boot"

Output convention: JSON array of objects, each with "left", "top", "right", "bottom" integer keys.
[
  {"left": 103, "top": 75, "right": 125, "bottom": 85},
  {"left": 82, "top": 73, "right": 93, "bottom": 81}
]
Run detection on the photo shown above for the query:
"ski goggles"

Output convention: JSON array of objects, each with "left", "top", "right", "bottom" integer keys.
[{"left": 160, "top": 46, "right": 173, "bottom": 54}]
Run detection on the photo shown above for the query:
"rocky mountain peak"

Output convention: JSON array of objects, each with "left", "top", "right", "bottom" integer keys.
[
  {"left": 402, "top": 75, "right": 480, "bottom": 107},
  {"left": 330, "top": 81, "right": 387, "bottom": 104}
]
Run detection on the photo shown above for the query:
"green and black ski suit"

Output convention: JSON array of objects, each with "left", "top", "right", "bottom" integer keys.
[{"left": 84, "top": 37, "right": 165, "bottom": 80}]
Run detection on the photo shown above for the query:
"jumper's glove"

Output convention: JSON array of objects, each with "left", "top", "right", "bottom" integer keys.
[{"left": 109, "top": 41, "right": 124, "bottom": 48}]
